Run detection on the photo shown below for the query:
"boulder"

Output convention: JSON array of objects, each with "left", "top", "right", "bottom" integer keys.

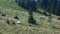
[
  {"left": 39, "top": 15, "right": 46, "bottom": 19},
  {"left": 16, "top": 20, "right": 21, "bottom": 24}
]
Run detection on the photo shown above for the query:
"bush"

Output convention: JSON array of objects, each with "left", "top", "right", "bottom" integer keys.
[
  {"left": 0, "top": 11, "right": 2, "bottom": 14},
  {"left": 6, "top": 19, "right": 16, "bottom": 25},
  {"left": 0, "top": 32, "right": 3, "bottom": 34}
]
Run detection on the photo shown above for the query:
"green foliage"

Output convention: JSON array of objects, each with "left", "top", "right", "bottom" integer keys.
[{"left": 0, "top": 32, "right": 3, "bottom": 34}]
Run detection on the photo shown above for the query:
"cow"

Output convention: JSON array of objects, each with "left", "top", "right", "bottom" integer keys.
[{"left": 14, "top": 16, "right": 19, "bottom": 20}]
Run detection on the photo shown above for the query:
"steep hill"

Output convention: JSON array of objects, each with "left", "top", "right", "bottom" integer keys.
[{"left": 0, "top": 0, "right": 60, "bottom": 34}]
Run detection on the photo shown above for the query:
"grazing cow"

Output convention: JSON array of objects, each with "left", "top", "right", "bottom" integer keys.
[
  {"left": 57, "top": 18, "right": 60, "bottom": 20},
  {"left": 14, "top": 16, "right": 19, "bottom": 20},
  {"left": 1, "top": 13, "right": 6, "bottom": 17}
]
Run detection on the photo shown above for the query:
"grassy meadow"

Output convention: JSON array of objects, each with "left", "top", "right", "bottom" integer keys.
[{"left": 0, "top": 0, "right": 60, "bottom": 34}]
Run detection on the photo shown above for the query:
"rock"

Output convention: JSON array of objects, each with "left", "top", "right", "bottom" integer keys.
[
  {"left": 39, "top": 15, "right": 46, "bottom": 19},
  {"left": 16, "top": 20, "right": 21, "bottom": 24}
]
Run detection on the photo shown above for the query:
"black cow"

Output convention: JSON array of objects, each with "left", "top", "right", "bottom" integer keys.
[
  {"left": 57, "top": 18, "right": 60, "bottom": 20},
  {"left": 1, "top": 13, "right": 6, "bottom": 17},
  {"left": 14, "top": 16, "right": 19, "bottom": 20}
]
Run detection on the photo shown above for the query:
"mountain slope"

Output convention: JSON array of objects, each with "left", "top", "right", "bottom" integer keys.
[{"left": 0, "top": 0, "right": 60, "bottom": 34}]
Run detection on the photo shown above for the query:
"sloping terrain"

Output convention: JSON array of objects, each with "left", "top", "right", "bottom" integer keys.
[{"left": 0, "top": 0, "right": 60, "bottom": 34}]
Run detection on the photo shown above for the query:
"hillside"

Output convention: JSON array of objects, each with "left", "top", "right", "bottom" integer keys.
[{"left": 0, "top": 0, "right": 60, "bottom": 34}]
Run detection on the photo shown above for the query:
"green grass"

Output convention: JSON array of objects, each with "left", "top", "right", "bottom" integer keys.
[{"left": 0, "top": 0, "right": 60, "bottom": 34}]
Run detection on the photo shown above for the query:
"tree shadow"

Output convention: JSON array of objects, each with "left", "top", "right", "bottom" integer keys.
[{"left": 28, "top": 10, "right": 37, "bottom": 25}]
